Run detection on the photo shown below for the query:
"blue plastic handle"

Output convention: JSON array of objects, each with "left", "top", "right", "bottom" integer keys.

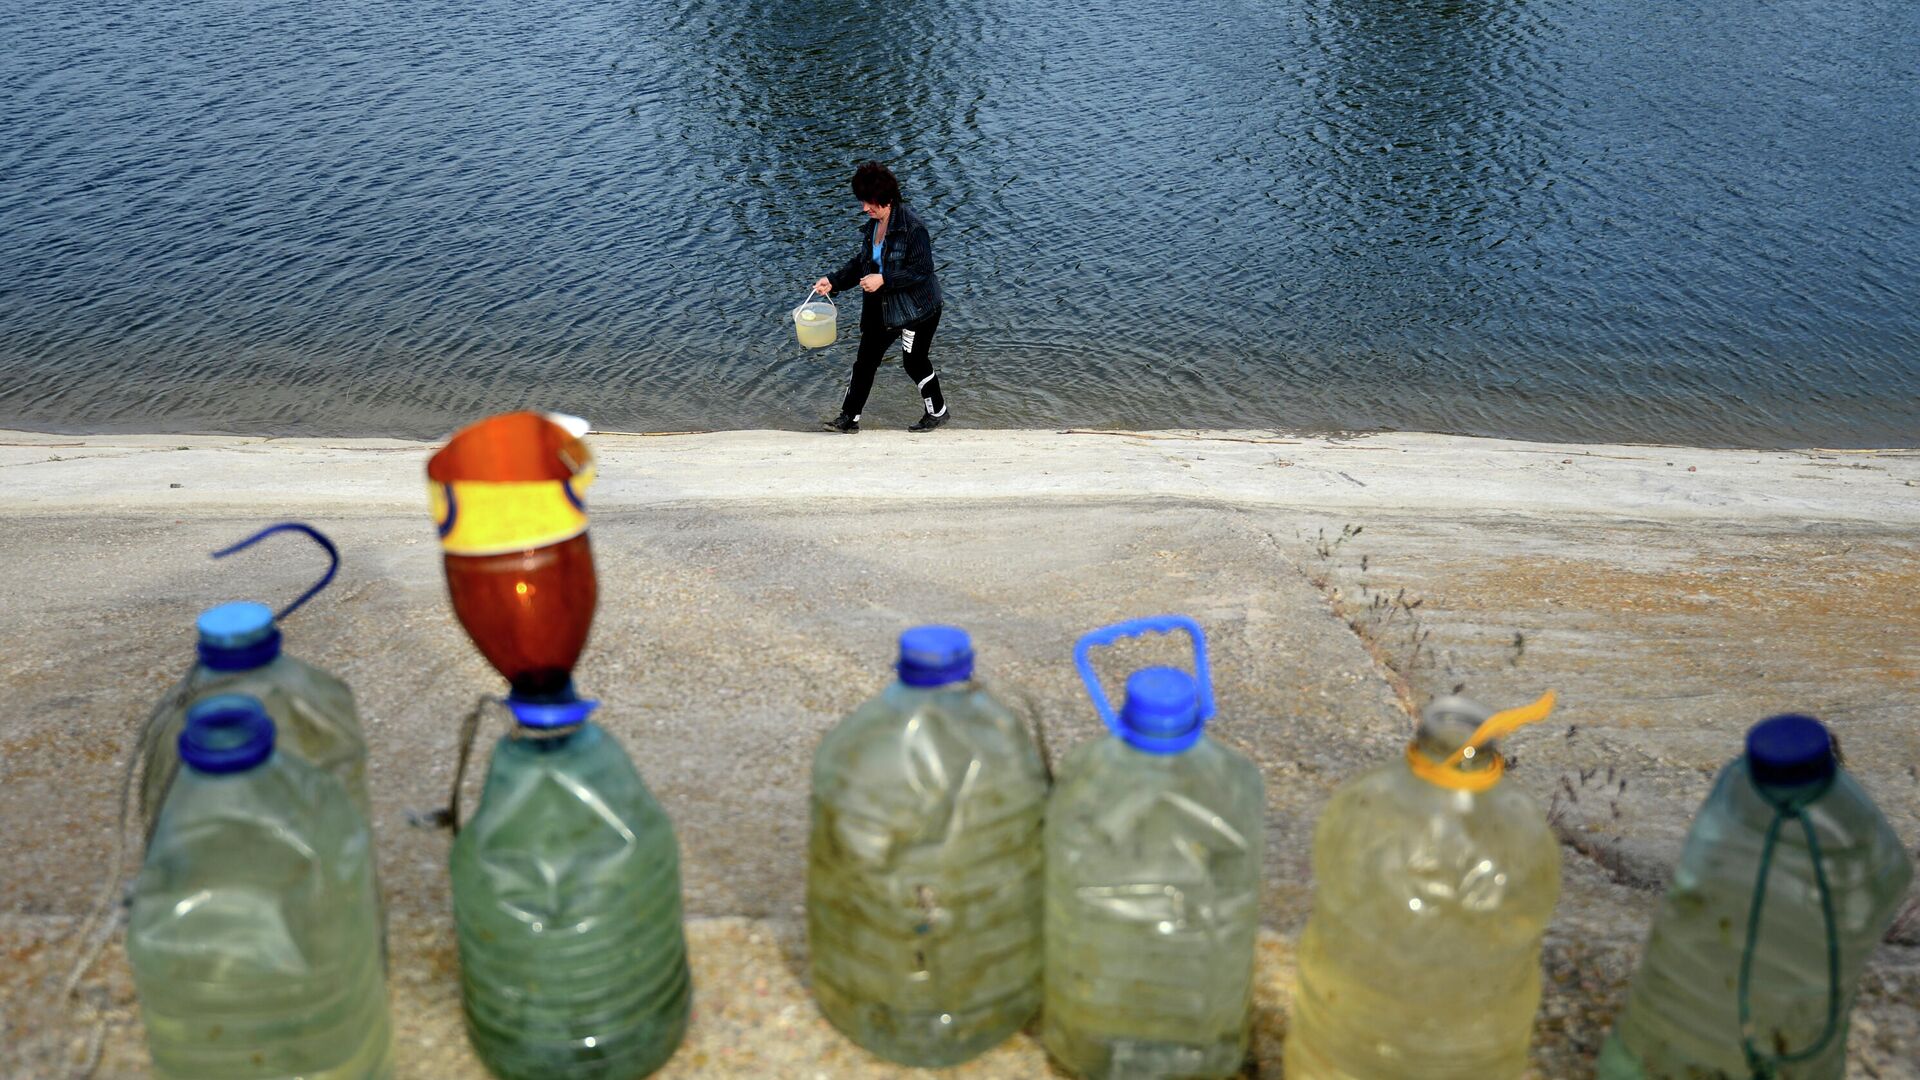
[
  {"left": 210, "top": 522, "right": 340, "bottom": 622},
  {"left": 1072, "top": 615, "right": 1214, "bottom": 739}
]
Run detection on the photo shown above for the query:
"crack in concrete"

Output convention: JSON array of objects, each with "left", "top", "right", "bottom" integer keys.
[
  {"left": 0, "top": 448, "right": 179, "bottom": 470},
  {"left": 1270, "top": 520, "right": 1693, "bottom": 896}
]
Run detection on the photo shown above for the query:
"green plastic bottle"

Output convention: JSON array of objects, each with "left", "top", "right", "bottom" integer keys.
[
  {"left": 1285, "top": 693, "right": 1561, "bottom": 1080},
  {"left": 139, "top": 524, "right": 371, "bottom": 846},
  {"left": 807, "top": 626, "right": 1049, "bottom": 1067},
  {"left": 1044, "top": 616, "right": 1265, "bottom": 1080},
  {"left": 129, "top": 695, "right": 391, "bottom": 1079},
  {"left": 450, "top": 693, "right": 691, "bottom": 1079},
  {"left": 1598, "top": 714, "right": 1914, "bottom": 1080}
]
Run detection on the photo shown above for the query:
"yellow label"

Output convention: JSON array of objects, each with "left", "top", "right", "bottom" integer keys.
[{"left": 430, "top": 466, "right": 595, "bottom": 556}]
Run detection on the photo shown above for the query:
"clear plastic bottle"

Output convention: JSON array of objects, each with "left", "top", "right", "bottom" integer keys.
[
  {"left": 137, "top": 523, "right": 371, "bottom": 848},
  {"left": 1597, "top": 714, "right": 1914, "bottom": 1080},
  {"left": 140, "top": 600, "right": 371, "bottom": 841},
  {"left": 450, "top": 694, "right": 692, "bottom": 1079},
  {"left": 1044, "top": 616, "right": 1265, "bottom": 1080},
  {"left": 129, "top": 694, "right": 392, "bottom": 1079},
  {"left": 807, "top": 625, "right": 1049, "bottom": 1067},
  {"left": 1285, "top": 693, "right": 1561, "bottom": 1080}
]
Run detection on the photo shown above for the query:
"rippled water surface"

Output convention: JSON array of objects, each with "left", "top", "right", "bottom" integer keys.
[{"left": 3, "top": 0, "right": 1916, "bottom": 444}]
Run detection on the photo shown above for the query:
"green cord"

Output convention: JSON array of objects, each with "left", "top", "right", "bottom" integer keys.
[{"left": 1738, "top": 780, "right": 1842, "bottom": 1078}]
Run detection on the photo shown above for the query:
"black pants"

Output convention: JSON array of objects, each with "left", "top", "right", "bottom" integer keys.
[{"left": 840, "top": 305, "right": 946, "bottom": 421}]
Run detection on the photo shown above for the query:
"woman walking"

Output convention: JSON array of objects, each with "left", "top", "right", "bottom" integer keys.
[{"left": 813, "top": 162, "right": 949, "bottom": 433}]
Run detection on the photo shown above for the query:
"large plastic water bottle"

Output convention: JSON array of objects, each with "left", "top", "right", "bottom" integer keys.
[
  {"left": 450, "top": 694, "right": 692, "bottom": 1079},
  {"left": 1044, "top": 616, "right": 1265, "bottom": 1080},
  {"left": 1285, "top": 693, "right": 1561, "bottom": 1079},
  {"left": 129, "top": 695, "right": 391, "bottom": 1079},
  {"left": 1597, "top": 714, "right": 1914, "bottom": 1080},
  {"left": 807, "top": 626, "right": 1049, "bottom": 1067},
  {"left": 138, "top": 524, "right": 371, "bottom": 845}
]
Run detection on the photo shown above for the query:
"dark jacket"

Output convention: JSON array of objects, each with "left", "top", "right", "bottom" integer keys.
[{"left": 827, "top": 202, "right": 942, "bottom": 328}]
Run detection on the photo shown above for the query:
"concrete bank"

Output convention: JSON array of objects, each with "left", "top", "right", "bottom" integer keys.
[{"left": 2, "top": 428, "right": 1917, "bottom": 1078}]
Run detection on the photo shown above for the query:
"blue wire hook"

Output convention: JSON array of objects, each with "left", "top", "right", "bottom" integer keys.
[{"left": 210, "top": 522, "right": 340, "bottom": 622}]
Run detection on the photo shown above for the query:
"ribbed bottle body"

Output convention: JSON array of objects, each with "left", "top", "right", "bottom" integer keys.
[
  {"left": 807, "top": 680, "right": 1048, "bottom": 1067},
  {"left": 1598, "top": 762, "right": 1912, "bottom": 1080},
  {"left": 129, "top": 754, "right": 391, "bottom": 1079},
  {"left": 1285, "top": 761, "right": 1560, "bottom": 1080},
  {"left": 1043, "top": 736, "right": 1265, "bottom": 1080},
  {"left": 451, "top": 722, "right": 691, "bottom": 1080},
  {"left": 141, "top": 656, "right": 370, "bottom": 841}
]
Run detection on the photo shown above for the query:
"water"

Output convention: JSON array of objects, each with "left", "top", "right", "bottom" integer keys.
[
  {"left": 794, "top": 301, "right": 838, "bottom": 349},
  {"left": 450, "top": 718, "right": 691, "bottom": 1080},
  {"left": 3, "top": 0, "right": 1916, "bottom": 446},
  {"left": 1285, "top": 698, "right": 1561, "bottom": 1079},
  {"left": 806, "top": 650, "right": 1048, "bottom": 1067},
  {"left": 1598, "top": 751, "right": 1912, "bottom": 1079},
  {"left": 130, "top": 701, "right": 391, "bottom": 1079},
  {"left": 1043, "top": 736, "right": 1265, "bottom": 1079}
]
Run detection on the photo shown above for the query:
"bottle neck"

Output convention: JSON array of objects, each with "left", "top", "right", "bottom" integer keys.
[
  {"left": 891, "top": 677, "right": 973, "bottom": 699},
  {"left": 1745, "top": 761, "right": 1836, "bottom": 815},
  {"left": 1406, "top": 709, "right": 1504, "bottom": 791},
  {"left": 508, "top": 720, "right": 588, "bottom": 754},
  {"left": 1410, "top": 720, "right": 1500, "bottom": 774},
  {"left": 197, "top": 632, "right": 282, "bottom": 672},
  {"left": 1115, "top": 735, "right": 1197, "bottom": 762}
]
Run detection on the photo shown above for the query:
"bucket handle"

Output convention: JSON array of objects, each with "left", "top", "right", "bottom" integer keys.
[
  {"left": 795, "top": 283, "right": 835, "bottom": 316},
  {"left": 1073, "top": 615, "right": 1215, "bottom": 740}
]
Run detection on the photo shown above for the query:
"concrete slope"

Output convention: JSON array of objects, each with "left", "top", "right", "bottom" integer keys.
[
  {"left": 2, "top": 429, "right": 1915, "bottom": 1078},
  {"left": 5, "top": 427, "right": 1917, "bottom": 522}
]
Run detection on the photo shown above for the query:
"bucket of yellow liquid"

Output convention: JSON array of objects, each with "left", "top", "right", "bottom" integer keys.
[{"left": 793, "top": 289, "right": 837, "bottom": 349}]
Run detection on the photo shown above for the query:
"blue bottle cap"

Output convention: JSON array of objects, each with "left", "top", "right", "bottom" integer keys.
[
  {"left": 196, "top": 601, "right": 282, "bottom": 671},
  {"left": 1074, "top": 615, "right": 1215, "bottom": 755},
  {"left": 1117, "top": 667, "right": 1204, "bottom": 754},
  {"left": 897, "top": 625, "right": 974, "bottom": 688},
  {"left": 1746, "top": 713, "right": 1836, "bottom": 788},
  {"left": 506, "top": 694, "right": 601, "bottom": 729},
  {"left": 179, "top": 694, "right": 276, "bottom": 774}
]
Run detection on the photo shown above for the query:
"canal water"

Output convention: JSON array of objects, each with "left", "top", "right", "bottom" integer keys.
[{"left": 3, "top": 0, "right": 1915, "bottom": 445}]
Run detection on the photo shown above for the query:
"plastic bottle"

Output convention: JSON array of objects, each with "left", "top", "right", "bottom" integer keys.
[
  {"left": 434, "top": 411, "right": 687, "bottom": 1075},
  {"left": 137, "top": 523, "right": 372, "bottom": 846},
  {"left": 807, "top": 626, "right": 1049, "bottom": 1067},
  {"left": 428, "top": 410, "right": 597, "bottom": 702},
  {"left": 1597, "top": 714, "right": 1914, "bottom": 1080},
  {"left": 1285, "top": 693, "right": 1561, "bottom": 1080},
  {"left": 442, "top": 534, "right": 596, "bottom": 699},
  {"left": 450, "top": 696, "right": 692, "bottom": 1079},
  {"left": 1044, "top": 616, "right": 1265, "bottom": 1080},
  {"left": 129, "top": 695, "right": 391, "bottom": 1079}
]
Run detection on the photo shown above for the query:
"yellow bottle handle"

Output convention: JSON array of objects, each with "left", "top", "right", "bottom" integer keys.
[{"left": 1405, "top": 690, "right": 1556, "bottom": 792}]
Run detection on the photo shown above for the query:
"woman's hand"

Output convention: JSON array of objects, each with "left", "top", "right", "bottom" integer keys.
[
  {"left": 859, "top": 273, "right": 884, "bottom": 293},
  {"left": 813, "top": 277, "right": 832, "bottom": 295}
]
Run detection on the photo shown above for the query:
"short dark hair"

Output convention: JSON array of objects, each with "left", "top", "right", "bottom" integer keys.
[{"left": 851, "top": 161, "right": 901, "bottom": 207}]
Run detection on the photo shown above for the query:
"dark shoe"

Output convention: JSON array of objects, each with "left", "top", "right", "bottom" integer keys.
[
  {"left": 823, "top": 413, "right": 860, "bottom": 434},
  {"left": 907, "top": 410, "right": 950, "bottom": 433}
]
